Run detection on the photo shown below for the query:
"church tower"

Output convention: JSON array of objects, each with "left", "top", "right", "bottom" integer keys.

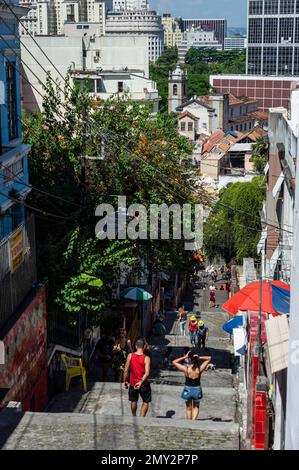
[{"left": 168, "top": 65, "right": 187, "bottom": 114}]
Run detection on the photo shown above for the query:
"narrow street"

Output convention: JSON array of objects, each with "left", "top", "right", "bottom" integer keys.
[{"left": 2, "top": 277, "right": 240, "bottom": 450}]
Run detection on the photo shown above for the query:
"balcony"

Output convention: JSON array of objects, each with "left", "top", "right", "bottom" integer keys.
[{"left": 0, "top": 215, "right": 37, "bottom": 330}]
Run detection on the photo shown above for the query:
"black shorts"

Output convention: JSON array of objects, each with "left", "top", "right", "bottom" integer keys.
[{"left": 128, "top": 384, "right": 152, "bottom": 403}]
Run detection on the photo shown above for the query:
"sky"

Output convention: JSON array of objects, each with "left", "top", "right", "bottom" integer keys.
[{"left": 150, "top": 0, "right": 247, "bottom": 28}]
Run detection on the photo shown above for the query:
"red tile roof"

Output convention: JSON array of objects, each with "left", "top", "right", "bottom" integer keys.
[{"left": 203, "top": 130, "right": 225, "bottom": 153}]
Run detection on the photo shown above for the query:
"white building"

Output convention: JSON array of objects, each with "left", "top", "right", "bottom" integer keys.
[
  {"left": 255, "top": 90, "right": 299, "bottom": 450},
  {"left": 19, "top": 0, "right": 50, "bottom": 36},
  {"left": 178, "top": 28, "right": 222, "bottom": 63},
  {"left": 19, "top": 0, "right": 112, "bottom": 36},
  {"left": 112, "top": 0, "right": 148, "bottom": 11},
  {"left": 21, "top": 34, "right": 160, "bottom": 113},
  {"left": 285, "top": 90, "right": 299, "bottom": 451},
  {"left": 224, "top": 36, "right": 246, "bottom": 51},
  {"left": 105, "top": 9, "right": 164, "bottom": 63},
  {"left": 161, "top": 14, "right": 183, "bottom": 48}
]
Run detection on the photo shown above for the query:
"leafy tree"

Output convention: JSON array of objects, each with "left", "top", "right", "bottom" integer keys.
[
  {"left": 23, "top": 74, "right": 203, "bottom": 326},
  {"left": 204, "top": 177, "right": 266, "bottom": 263},
  {"left": 251, "top": 137, "right": 269, "bottom": 174}
]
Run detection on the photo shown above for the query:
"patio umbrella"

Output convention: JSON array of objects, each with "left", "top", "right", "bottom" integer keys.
[
  {"left": 120, "top": 287, "right": 153, "bottom": 336},
  {"left": 222, "top": 279, "right": 290, "bottom": 317},
  {"left": 223, "top": 315, "right": 243, "bottom": 334},
  {"left": 120, "top": 287, "right": 153, "bottom": 301},
  {"left": 222, "top": 278, "right": 290, "bottom": 377}
]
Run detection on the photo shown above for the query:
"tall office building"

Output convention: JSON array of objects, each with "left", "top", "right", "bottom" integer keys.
[
  {"left": 247, "top": 0, "right": 299, "bottom": 76},
  {"left": 180, "top": 18, "right": 227, "bottom": 49}
]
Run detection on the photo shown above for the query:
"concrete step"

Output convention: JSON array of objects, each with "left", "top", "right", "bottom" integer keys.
[
  {"left": 2, "top": 411, "right": 240, "bottom": 450},
  {"left": 46, "top": 382, "right": 237, "bottom": 424}
]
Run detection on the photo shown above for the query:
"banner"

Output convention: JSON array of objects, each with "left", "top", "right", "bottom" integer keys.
[{"left": 9, "top": 226, "right": 24, "bottom": 273}]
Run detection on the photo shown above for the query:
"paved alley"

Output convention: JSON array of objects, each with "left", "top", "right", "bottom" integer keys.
[{"left": 1, "top": 277, "right": 240, "bottom": 450}]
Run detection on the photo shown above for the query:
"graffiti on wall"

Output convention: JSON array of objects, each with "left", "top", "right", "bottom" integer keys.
[{"left": 0, "top": 288, "right": 47, "bottom": 407}]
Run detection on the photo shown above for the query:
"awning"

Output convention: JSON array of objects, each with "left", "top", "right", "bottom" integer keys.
[
  {"left": 272, "top": 285, "right": 290, "bottom": 314},
  {"left": 265, "top": 314, "right": 289, "bottom": 374},
  {"left": 223, "top": 315, "right": 243, "bottom": 334}
]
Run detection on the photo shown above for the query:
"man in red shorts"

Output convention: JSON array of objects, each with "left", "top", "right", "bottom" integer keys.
[{"left": 124, "top": 337, "right": 151, "bottom": 417}]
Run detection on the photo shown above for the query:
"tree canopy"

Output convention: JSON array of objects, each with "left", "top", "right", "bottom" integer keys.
[
  {"left": 203, "top": 177, "right": 266, "bottom": 264},
  {"left": 23, "top": 75, "right": 204, "bottom": 324},
  {"left": 149, "top": 47, "right": 246, "bottom": 111}
]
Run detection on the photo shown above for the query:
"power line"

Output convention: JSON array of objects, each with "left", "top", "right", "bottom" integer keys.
[
  {"left": 1, "top": 5, "right": 292, "bottom": 236},
  {"left": 1, "top": 0, "right": 66, "bottom": 83}
]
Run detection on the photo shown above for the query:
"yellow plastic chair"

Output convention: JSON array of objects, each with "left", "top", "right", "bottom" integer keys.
[{"left": 61, "top": 354, "right": 87, "bottom": 392}]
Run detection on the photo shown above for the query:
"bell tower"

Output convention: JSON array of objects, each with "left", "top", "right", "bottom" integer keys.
[{"left": 168, "top": 65, "right": 187, "bottom": 114}]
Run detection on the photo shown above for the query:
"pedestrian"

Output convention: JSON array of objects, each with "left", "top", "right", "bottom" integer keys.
[
  {"left": 178, "top": 305, "right": 187, "bottom": 336},
  {"left": 172, "top": 349, "right": 211, "bottom": 420},
  {"left": 197, "top": 321, "right": 209, "bottom": 350},
  {"left": 95, "top": 334, "right": 114, "bottom": 382},
  {"left": 112, "top": 338, "right": 127, "bottom": 383},
  {"left": 188, "top": 315, "right": 198, "bottom": 346},
  {"left": 209, "top": 289, "right": 216, "bottom": 309},
  {"left": 124, "top": 337, "right": 151, "bottom": 417}
]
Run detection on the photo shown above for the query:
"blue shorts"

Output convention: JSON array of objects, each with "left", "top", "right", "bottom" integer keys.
[{"left": 181, "top": 385, "right": 203, "bottom": 402}]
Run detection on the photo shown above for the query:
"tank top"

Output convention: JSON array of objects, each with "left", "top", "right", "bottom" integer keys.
[
  {"left": 129, "top": 353, "right": 148, "bottom": 387},
  {"left": 185, "top": 369, "right": 201, "bottom": 387}
]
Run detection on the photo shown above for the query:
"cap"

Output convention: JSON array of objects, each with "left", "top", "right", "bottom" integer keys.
[
  {"left": 198, "top": 321, "right": 204, "bottom": 327},
  {"left": 191, "top": 315, "right": 196, "bottom": 321}
]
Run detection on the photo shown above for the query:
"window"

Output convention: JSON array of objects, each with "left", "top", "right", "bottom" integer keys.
[
  {"left": 279, "top": 18, "right": 294, "bottom": 43},
  {"left": 173, "top": 84, "right": 178, "bottom": 96},
  {"left": 263, "top": 18, "right": 278, "bottom": 44},
  {"left": 6, "top": 62, "right": 18, "bottom": 141},
  {"left": 280, "top": 0, "right": 295, "bottom": 14},
  {"left": 247, "top": 46, "right": 262, "bottom": 74},
  {"left": 248, "top": 18, "right": 263, "bottom": 44},
  {"left": 278, "top": 47, "right": 293, "bottom": 74},
  {"left": 263, "top": 47, "right": 277, "bottom": 74},
  {"left": 188, "top": 122, "right": 193, "bottom": 131},
  {"left": 264, "top": 0, "right": 278, "bottom": 14},
  {"left": 2, "top": 159, "right": 24, "bottom": 187},
  {"left": 249, "top": 0, "right": 263, "bottom": 15},
  {"left": 118, "top": 81, "right": 124, "bottom": 92},
  {"left": 180, "top": 122, "right": 186, "bottom": 131}
]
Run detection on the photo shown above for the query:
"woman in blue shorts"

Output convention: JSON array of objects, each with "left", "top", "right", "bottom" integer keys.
[{"left": 172, "top": 349, "right": 211, "bottom": 421}]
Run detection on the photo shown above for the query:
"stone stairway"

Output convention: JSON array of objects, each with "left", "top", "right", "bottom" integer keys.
[
  {"left": 1, "top": 411, "right": 239, "bottom": 450},
  {"left": 0, "top": 281, "right": 240, "bottom": 450}
]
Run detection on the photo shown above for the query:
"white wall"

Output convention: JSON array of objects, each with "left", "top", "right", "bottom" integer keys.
[
  {"left": 21, "top": 34, "right": 150, "bottom": 112},
  {"left": 285, "top": 93, "right": 299, "bottom": 450}
]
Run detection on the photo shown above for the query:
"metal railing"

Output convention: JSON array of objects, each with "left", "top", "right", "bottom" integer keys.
[{"left": 0, "top": 214, "right": 37, "bottom": 329}]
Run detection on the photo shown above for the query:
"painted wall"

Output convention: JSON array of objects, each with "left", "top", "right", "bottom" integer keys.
[{"left": 0, "top": 288, "right": 48, "bottom": 412}]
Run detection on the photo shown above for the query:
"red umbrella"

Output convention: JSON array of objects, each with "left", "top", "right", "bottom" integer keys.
[{"left": 222, "top": 280, "right": 290, "bottom": 316}]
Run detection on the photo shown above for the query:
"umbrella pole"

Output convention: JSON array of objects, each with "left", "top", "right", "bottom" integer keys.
[{"left": 258, "top": 276, "right": 263, "bottom": 376}]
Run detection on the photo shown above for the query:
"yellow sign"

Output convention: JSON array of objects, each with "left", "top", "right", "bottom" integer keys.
[{"left": 9, "top": 227, "right": 24, "bottom": 273}]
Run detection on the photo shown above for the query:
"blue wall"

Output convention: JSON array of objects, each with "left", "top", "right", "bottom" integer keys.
[{"left": 0, "top": 9, "right": 30, "bottom": 240}]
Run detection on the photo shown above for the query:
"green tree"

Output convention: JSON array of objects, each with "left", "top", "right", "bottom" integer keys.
[
  {"left": 23, "top": 74, "right": 203, "bottom": 325},
  {"left": 251, "top": 137, "right": 269, "bottom": 174},
  {"left": 204, "top": 177, "right": 266, "bottom": 263}
]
